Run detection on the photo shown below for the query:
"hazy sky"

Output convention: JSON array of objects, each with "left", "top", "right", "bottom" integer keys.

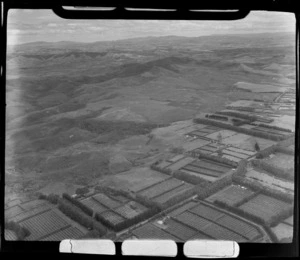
[{"left": 7, "top": 9, "right": 295, "bottom": 45}]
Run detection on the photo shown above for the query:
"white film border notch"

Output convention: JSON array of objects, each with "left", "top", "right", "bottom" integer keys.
[
  {"left": 122, "top": 239, "right": 177, "bottom": 257},
  {"left": 59, "top": 239, "right": 115, "bottom": 255},
  {"left": 184, "top": 240, "right": 240, "bottom": 258}
]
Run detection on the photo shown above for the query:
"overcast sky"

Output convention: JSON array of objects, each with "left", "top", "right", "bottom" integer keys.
[{"left": 7, "top": 9, "right": 295, "bottom": 45}]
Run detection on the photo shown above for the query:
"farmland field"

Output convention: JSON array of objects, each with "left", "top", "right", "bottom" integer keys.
[
  {"left": 139, "top": 178, "right": 183, "bottom": 199},
  {"left": 245, "top": 168, "right": 294, "bottom": 193},
  {"left": 41, "top": 226, "right": 84, "bottom": 241},
  {"left": 166, "top": 157, "right": 195, "bottom": 171},
  {"left": 252, "top": 126, "right": 289, "bottom": 137},
  {"left": 93, "top": 193, "right": 123, "bottom": 209},
  {"left": 5, "top": 229, "right": 18, "bottom": 240},
  {"left": 114, "top": 201, "right": 148, "bottom": 219},
  {"left": 189, "top": 203, "right": 224, "bottom": 221},
  {"left": 126, "top": 200, "right": 265, "bottom": 242},
  {"left": 167, "top": 154, "right": 185, "bottom": 163},
  {"left": 222, "top": 134, "right": 275, "bottom": 151},
  {"left": 202, "top": 222, "right": 247, "bottom": 242},
  {"left": 5, "top": 205, "right": 25, "bottom": 219},
  {"left": 81, "top": 197, "right": 109, "bottom": 214},
  {"left": 205, "top": 130, "right": 238, "bottom": 140},
  {"left": 182, "top": 139, "right": 211, "bottom": 151},
  {"left": 168, "top": 201, "right": 198, "bottom": 217},
  {"left": 265, "top": 153, "right": 294, "bottom": 171},
  {"left": 19, "top": 199, "right": 48, "bottom": 211},
  {"left": 20, "top": 210, "right": 70, "bottom": 240},
  {"left": 157, "top": 218, "right": 198, "bottom": 240},
  {"left": 180, "top": 158, "right": 232, "bottom": 178},
  {"left": 103, "top": 167, "right": 170, "bottom": 193},
  {"left": 131, "top": 223, "right": 179, "bottom": 240},
  {"left": 152, "top": 183, "right": 193, "bottom": 205},
  {"left": 182, "top": 165, "right": 223, "bottom": 177},
  {"left": 271, "top": 223, "right": 293, "bottom": 242},
  {"left": 189, "top": 159, "right": 231, "bottom": 172},
  {"left": 220, "top": 149, "right": 251, "bottom": 159},
  {"left": 206, "top": 185, "right": 255, "bottom": 206},
  {"left": 216, "top": 215, "right": 261, "bottom": 241},
  {"left": 239, "top": 194, "right": 292, "bottom": 223},
  {"left": 175, "top": 211, "right": 212, "bottom": 231},
  {"left": 180, "top": 169, "right": 217, "bottom": 182},
  {"left": 101, "top": 210, "right": 126, "bottom": 225}
]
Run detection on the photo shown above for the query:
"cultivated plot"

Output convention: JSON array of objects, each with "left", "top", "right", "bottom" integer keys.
[{"left": 206, "top": 184, "right": 255, "bottom": 206}]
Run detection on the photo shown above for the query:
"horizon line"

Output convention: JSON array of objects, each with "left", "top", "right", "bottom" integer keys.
[{"left": 7, "top": 31, "right": 294, "bottom": 47}]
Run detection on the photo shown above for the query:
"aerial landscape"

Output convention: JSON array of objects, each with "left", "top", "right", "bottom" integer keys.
[{"left": 5, "top": 12, "right": 295, "bottom": 243}]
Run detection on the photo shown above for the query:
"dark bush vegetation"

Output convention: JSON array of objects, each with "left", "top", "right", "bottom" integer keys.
[
  {"left": 205, "top": 114, "right": 228, "bottom": 121},
  {"left": 216, "top": 111, "right": 258, "bottom": 122},
  {"left": 5, "top": 221, "right": 31, "bottom": 240},
  {"left": 225, "top": 106, "right": 256, "bottom": 112},
  {"left": 256, "top": 123, "right": 292, "bottom": 133},
  {"left": 37, "top": 193, "right": 59, "bottom": 204},
  {"left": 75, "top": 187, "right": 90, "bottom": 195},
  {"left": 196, "top": 174, "right": 233, "bottom": 199},
  {"left": 196, "top": 151, "right": 238, "bottom": 167},
  {"left": 173, "top": 170, "right": 210, "bottom": 185},
  {"left": 95, "top": 207, "right": 159, "bottom": 232},
  {"left": 58, "top": 198, "right": 107, "bottom": 235},
  {"left": 62, "top": 193, "right": 93, "bottom": 216},
  {"left": 231, "top": 118, "right": 251, "bottom": 126},
  {"left": 150, "top": 164, "right": 172, "bottom": 175}
]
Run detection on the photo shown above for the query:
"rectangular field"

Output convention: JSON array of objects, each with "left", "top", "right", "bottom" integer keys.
[
  {"left": 152, "top": 183, "right": 193, "bottom": 205},
  {"left": 221, "top": 149, "right": 251, "bottom": 159},
  {"left": 271, "top": 223, "right": 293, "bottom": 242},
  {"left": 167, "top": 154, "right": 185, "bottom": 163},
  {"left": 166, "top": 157, "right": 195, "bottom": 171},
  {"left": 239, "top": 194, "right": 292, "bottom": 223},
  {"left": 139, "top": 178, "right": 183, "bottom": 199},
  {"left": 81, "top": 197, "right": 109, "bottom": 214},
  {"left": 216, "top": 215, "right": 261, "bottom": 241},
  {"left": 168, "top": 201, "right": 198, "bottom": 217},
  {"left": 131, "top": 223, "right": 179, "bottom": 240},
  {"left": 175, "top": 211, "right": 212, "bottom": 231},
  {"left": 252, "top": 126, "right": 288, "bottom": 137},
  {"left": 180, "top": 169, "right": 217, "bottom": 182},
  {"left": 206, "top": 185, "right": 255, "bottom": 206},
  {"left": 246, "top": 169, "right": 294, "bottom": 193},
  {"left": 205, "top": 130, "right": 238, "bottom": 140},
  {"left": 182, "top": 139, "right": 211, "bottom": 151},
  {"left": 5, "top": 205, "right": 25, "bottom": 220},
  {"left": 163, "top": 218, "right": 198, "bottom": 240},
  {"left": 41, "top": 226, "right": 84, "bottom": 241},
  {"left": 101, "top": 210, "right": 126, "bottom": 226},
  {"left": 202, "top": 222, "right": 247, "bottom": 242},
  {"left": 113, "top": 167, "right": 170, "bottom": 193},
  {"left": 92, "top": 193, "right": 122, "bottom": 209},
  {"left": 20, "top": 210, "right": 70, "bottom": 240},
  {"left": 19, "top": 199, "right": 47, "bottom": 211},
  {"left": 189, "top": 204, "right": 224, "bottom": 221},
  {"left": 180, "top": 159, "right": 232, "bottom": 178},
  {"left": 188, "top": 159, "right": 231, "bottom": 172},
  {"left": 265, "top": 153, "right": 294, "bottom": 171},
  {"left": 114, "top": 201, "right": 148, "bottom": 219}
]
